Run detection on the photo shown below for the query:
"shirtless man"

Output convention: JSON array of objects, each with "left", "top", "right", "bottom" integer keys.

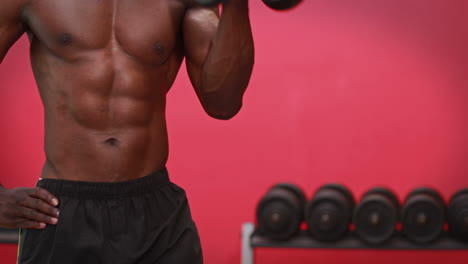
[{"left": 0, "top": 0, "right": 254, "bottom": 262}]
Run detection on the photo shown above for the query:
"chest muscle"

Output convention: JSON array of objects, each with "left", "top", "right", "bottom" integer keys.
[{"left": 25, "top": 0, "right": 185, "bottom": 65}]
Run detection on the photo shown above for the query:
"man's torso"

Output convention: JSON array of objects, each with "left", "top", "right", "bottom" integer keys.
[{"left": 21, "top": 0, "right": 191, "bottom": 182}]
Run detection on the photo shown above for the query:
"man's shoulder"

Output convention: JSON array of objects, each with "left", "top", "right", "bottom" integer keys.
[{"left": 0, "top": 0, "right": 30, "bottom": 27}]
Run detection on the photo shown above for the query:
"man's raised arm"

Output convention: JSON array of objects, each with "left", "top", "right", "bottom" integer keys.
[
  {"left": 183, "top": 1, "right": 254, "bottom": 120},
  {"left": 0, "top": 0, "right": 28, "bottom": 63}
]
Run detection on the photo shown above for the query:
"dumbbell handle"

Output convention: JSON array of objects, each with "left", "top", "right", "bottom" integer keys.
[
  {"left": 195, "top": 0, "right": 302, "bottom": 10},
  {"left": 194, "top": 0, "right": 221, "bottom": 6}
]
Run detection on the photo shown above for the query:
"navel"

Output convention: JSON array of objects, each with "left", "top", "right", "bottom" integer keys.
[{"left": 104, "top": 138, "right": 119, "bottom": 147}]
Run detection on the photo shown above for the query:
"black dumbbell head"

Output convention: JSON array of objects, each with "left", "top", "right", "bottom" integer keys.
[
  {"left": 262, "top": 0, "right": 302, "bottom": 10},
  {"left": 305, "top": 183, "right": 355, "bottom": 241},
  {"left": 402, "top": 187, "right": 445, "bottom": 244},
  {"left": 363, "top": 187, "right": 400, "bottom": 212},
  {"left": 449, "top": 189, "right": 468, "bottom": 204},
  {"left": 448, "top": 188, "right": 468, "bottom": 242},
  {"left": 318, "top": 183, "right": 355, "bottom": 211},
  {"left": 354, "top": 187, "right": 400, "bottom": 245},
  {"left": 406, "top": 187, "right": 445, "bottom": 205},
  {"left": 256, "top": 183, "right": 305, "bottom": 240},
  {"left": 271, "top": 183, "right": 307, "bottom": 208}
]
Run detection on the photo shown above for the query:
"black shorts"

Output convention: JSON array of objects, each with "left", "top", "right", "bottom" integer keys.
[{"left": 17, "top": 168, "right": 203, "bottom": 264}]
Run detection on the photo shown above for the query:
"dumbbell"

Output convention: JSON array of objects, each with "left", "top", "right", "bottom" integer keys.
[
  {"left": 448, "top": 189, "right": 468, "bottom": 242},
  {"left": 256, "top": 183, "right": 306, "bottom": 240},
  {"left": 401, "top": 187, "right": 445, "bottom": 244},
  {"left": 195, "top": 0, "right": 302, "bottom": 10},
  {"left": 354, "top": 187, "right": 400, "bottom": 245},
  {"left": 304, "top": 183, "right": 355, "bottom": 241}
]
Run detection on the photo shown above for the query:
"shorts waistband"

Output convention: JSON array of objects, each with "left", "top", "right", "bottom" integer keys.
[{"left": 36, "top": 168, "right": 170, "bottom": 198}]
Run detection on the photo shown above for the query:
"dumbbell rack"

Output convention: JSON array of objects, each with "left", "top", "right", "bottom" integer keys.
[{"left": 241, "top": 222, "right": 468, "bottom": 264}]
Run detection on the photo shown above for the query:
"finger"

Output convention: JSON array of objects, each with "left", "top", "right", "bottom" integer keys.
[
  {"left": 17, "top": 220, "right": 46, "bottom": 230},
  {"left": 18, "top": 207, "right": 58, "bottom": 225},
  {"left": 29, "top": 187, "right": 59, "bottom": 207},
  {"left": 23, "top": 196, "right": 59, "bottom": 218}
]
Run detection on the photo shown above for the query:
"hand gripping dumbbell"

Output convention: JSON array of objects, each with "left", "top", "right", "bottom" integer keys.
[
  {"left": 194, "top": 0, "right": 302, "bottom": 10},
  {"left": 401, "top": 187, "right": 445, "bottom": 244},
  {"left": 354, "top": 187, "right": 400, "bottom": 245},
  {"left": 304, "top": 183, "right": 355, "bottom": 241},
  {"left": 448, "top": 189, "right": 468, "bottom": 242},
  {"left": 256, "top": 183, "right": 306, "bottom": 240}
]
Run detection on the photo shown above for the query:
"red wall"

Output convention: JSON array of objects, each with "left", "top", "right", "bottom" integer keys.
[{"left": 1, "top": 1, "right": 468, "bottom": 263}]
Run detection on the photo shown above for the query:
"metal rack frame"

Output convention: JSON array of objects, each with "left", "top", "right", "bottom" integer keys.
[
  {"left": 0, "top": 228, "right": 18, "bottom": 244},
  {"left": 241, "top": 222, "right": 468, "bottom": 264}
]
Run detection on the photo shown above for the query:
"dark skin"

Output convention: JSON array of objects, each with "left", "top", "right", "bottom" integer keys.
[{"left": 0, "top": 0, "right": 254, "bottom": 230}]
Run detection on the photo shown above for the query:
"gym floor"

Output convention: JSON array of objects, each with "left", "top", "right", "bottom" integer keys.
[{"left": 1, "top": 1, "right": 468, "bottom": 263}]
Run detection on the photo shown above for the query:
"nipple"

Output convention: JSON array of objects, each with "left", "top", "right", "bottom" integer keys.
[
  {"left": 59, "top": 33, "right": 72, "bottom": 45},
  {"left": 154, "top": 41, "right": 165, "bottom": 55}
]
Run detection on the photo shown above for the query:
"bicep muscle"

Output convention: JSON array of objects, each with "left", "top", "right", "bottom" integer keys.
[{"left": 183, "top": 7, "right": 219, "bottom": 89}]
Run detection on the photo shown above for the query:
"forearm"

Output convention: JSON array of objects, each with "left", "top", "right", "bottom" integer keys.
[{"left": 200, "top": 2, "right": 254, "bottom": 112}]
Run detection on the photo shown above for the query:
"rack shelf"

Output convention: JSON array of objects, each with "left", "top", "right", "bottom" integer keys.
[
  {"left": 241, "top": 222, "right": 468, "bottom": 264},
  {"left": 0, "top": 228, "right": 18, "bottom": 244}
]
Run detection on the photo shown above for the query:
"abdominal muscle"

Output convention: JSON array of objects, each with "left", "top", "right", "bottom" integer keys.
[{"left": 33, "top": 45, "right": 178, "bottom": 182}]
